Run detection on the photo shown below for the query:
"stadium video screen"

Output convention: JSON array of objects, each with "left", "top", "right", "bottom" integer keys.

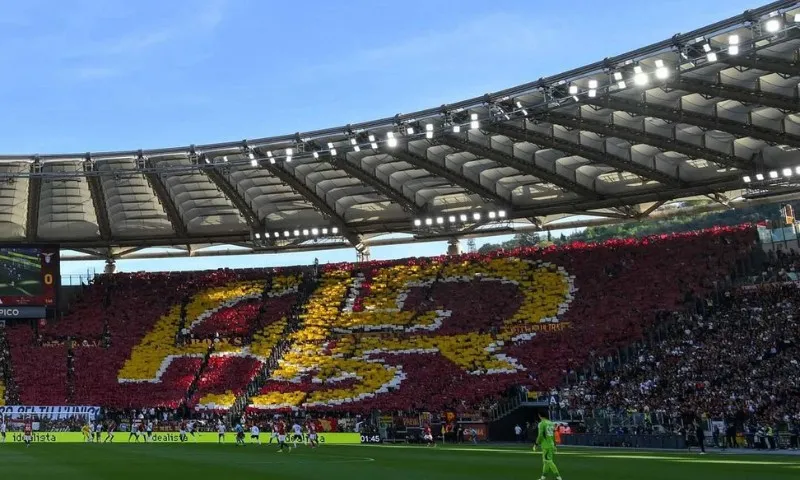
[{"left": 0, "top": 246, "right": 59, "bottom": 307}]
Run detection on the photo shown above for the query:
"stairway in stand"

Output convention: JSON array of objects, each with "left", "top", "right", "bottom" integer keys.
[
  {"left": 0, "top": 326, "right": 20, "bottom": 404},
  {"left": 227, "top": 271, "right": 319, "bottom": 422}
]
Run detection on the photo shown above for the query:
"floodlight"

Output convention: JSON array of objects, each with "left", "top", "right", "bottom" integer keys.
[
  {"left": 413, "top": 219, "right": 421, "bottom": 227},
  {"left": 387, "top": 131, "right": 398, "bottom": 148},
  {"left": 488, "top": 211, "right": 497, "bottom": 219},
  {"left": 285, "top": 156, "right": 292, "bottom": 162},
  {"left": 407, "top": 127, "right": 415, "bottom": 135},
  {"left": 729, "top": 45, "right": 739, "bottom": 55},
  {"left": 655, "top": 67, "right": 669, "bottom": 79},
  {"left": 459, "top": 214, "right": 468, "bottom": 222},
  {"left": 617, "top": 81, "right": 627, "bottom": 89},
  {"left": 498, "top": 210, "right": 507, "bottom": 218},
  {"left": 293, "top": 230, "right": 300, "bottom": 236},
  {"left": 516, "top": 101, "right": 523, "bottom": 108},
  {"left": 425, "top": 218, "right": 433, "bottom": 226},
  {"left": 472, "top": 212, "right": 481, "bottom": 221},
  {"left": 330, "top": 148, "right": 337, "bottom": 156},
  {"left": 795, "top": 13, "right": 800, "bottom": 23},
  {"left": 250, "top": 158, "right": 258, "bottom": 167},
  {"left": 588, "top": 89, "right": 597, "bottom": 98},
  {"left": 765, "top": 18, "right": 781, "bottom": 33},
  {"left": 436, "top": 216, "right": 444, "bottom": 224},
  {"left": 269, "top": 158, "right": 276, "bottom": 165},
  {"left": 370, "top": 142, "right": 378, "bottom": 150},
  {"left": 350, "top": 138, "right": 357, "bottom": 146},
  {"left": 769, "top": 170, "right": 779, "bottom": 179},
  {"left": 254, "top": 232, "right": 261, "bottom": 239},
  {"left": 312, "top": 151, "right": 319, "bottom": 159},
  {"left": 327, "top": 143, "right": 334, "bottom": 149},
  {"left": 783, "top": 168, "right": 793, "bottom": 177},
  {"left": 707, "top": 52, "right": 718, "bottom": 62},
  {"left": 222, "top": 155, "right": 228, "bottom": 162},
  {"left": 654, "top": 59, "right": 665, "bottom": 68},
  {"left": 742, "top": 175, "right": 751, "bottom": 183},
  {"left": 728, "top": 34, "right": 740, "bottom": 45},
  {"left": 702, "top": 43, "right": 712, "bottom": 52},
  {"left": 368, "top": 134, "right": 375, "bottom": 142},
  {"left": 267, "top": 150, "right": 273, "bottom": 158},
  {"left": 322, "top": 228, "right": 329, "bottom": 235},
  {"left": 273, "top": 232, "right": 280, "bottom": 238},
  {"left": 633, "top": 65, "right": 643, "bottom": 74},
  {"left": 453, "top": 125, "right": 461, "bottom": 133},
  {"left": 613, "top": 72, "right": 623, "bottom": 81},
  {"left": 425, "top": 124, "right": 434, "bottom": 139},
  {"left": 448, "top": 215, "right": 456, "bottom": 223},
  {"left": 331, "top": 227, "right": 339, "bottom": 234},
  {"left": 568, "top": 85, "right": 578, "bottom": 95},
  {"left": 756, "top": 173, "right": 764, "bottom": 181},
  {"left": 302, "top": 229, "right": 309, "bottom": 236},
  {"left": 353, "top": 146, "right": 360, "bottom": 153},
  {"left": 248, "top": 151, "right": 255, "bottom": 160},
  {"left": 633, "top": 72, "right": 648, "bottom": 86},
  {"left": 286, "top": 148, "right": 293, "bottom": 156},
  {"left": 588, "top": 79, "right": 598, "bottom": 89},
  {"left": 796, "top": 166, "right": 800, "bottom": 175},
  {"left": 283, "top": 231, "right": 290, "bottom": 237}
]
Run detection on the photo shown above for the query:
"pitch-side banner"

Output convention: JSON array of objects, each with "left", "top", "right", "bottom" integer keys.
[
  {"left": 2, "top": 432, "right": 362, "bottom": 444},
  {"left": 0, "top": 406, "right": 100, "bottom": 419}
]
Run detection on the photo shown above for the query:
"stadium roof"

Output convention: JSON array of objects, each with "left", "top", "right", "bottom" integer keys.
[{"left": 3, "top": 0, "right": 800, "bottom": 261}]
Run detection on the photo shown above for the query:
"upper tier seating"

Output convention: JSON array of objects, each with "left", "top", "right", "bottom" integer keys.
[
  {"left": 558, "top": 283, "right": 800, "bottom": 424},
  {"left": 248, "top": 225, "right": 755, "bottom": 413},
  {"left": 6, "top": 225, "right": 755, "bottom": 411},
  {"left": 7, "top": 269, "right": 301, "bottom": 408}
]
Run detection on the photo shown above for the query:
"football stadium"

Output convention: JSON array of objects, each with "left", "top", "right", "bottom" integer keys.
[{"left": 1, "top": 1, "right": 800, "bottom": 478}]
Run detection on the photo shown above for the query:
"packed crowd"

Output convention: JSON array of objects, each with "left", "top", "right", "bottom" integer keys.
[
  {"left": 557, "top": 284, "right": 800, "bottom": 433},
  {"left": 0, "top": 225, "right": 757, "bottom": 418}
]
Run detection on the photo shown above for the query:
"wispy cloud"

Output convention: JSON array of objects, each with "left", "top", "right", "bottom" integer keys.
[{"left": 303, "top": 12, "right": 550, "bottom": 77}]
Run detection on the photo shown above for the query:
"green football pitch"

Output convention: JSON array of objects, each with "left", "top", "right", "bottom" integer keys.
[{"left": 0, "top": 443, "right": 797, "bottom": 480}]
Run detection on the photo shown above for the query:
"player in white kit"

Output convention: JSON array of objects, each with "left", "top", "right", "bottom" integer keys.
[
  {"left": 217, "top": 422, "right": 226, "bottom": 444},
  {"left": 292, "top": 422, "right": 303, "bottom": 447},
  {"left": 250, "top": 424, "right": 261, "bottom": 445}
]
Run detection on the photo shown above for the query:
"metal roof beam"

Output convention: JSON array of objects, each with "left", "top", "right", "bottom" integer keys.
[
  {"left": 253, "top": 148, "right": 361, "bottom": 247},
  {"left": 668, "top": 77, "right": 800, "bottom": 111},
  {"left": 585, "top": 94, "right": 800, "bottom": 150},
  {"left": 85, "top": 166, "right": 112, "bottom": 241},
  {"left": 143, "top": 161, "right": 188, "bottom": 238},
  {"left": 722, "top": 54, "right": 800, "bottom": 77},
  {"left": 541, "top": 110, "right": 750, "bottom": 170},
  {"left": 437, "top": 134, "right": 602, "bottom": 200},
  {"left": 381, "top": 143, "right": 516, "bottom": 210},
  {"left": 483, "top": 122, "right": 683, "bottom": 188},
  {"left": 329, "top": 154, "right": 423, "bottom": 214},
  {"left": 24, "top": 174, "right": 40, "bottom": 241},
  {"left": 204, "top": 167, "right": 264, "bottom": 230}
]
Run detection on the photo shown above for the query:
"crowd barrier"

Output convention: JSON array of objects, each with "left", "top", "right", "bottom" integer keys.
[
  {"left": 561, "top": 433, "right": 686, "bottom": 449},
  {"left": 3, "top": 431, "right": 362, "bottom": 444}
]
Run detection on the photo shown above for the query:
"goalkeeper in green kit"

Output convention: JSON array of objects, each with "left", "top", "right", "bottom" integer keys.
[{"left": 533, "top": 411, "right": 563, "bottom": 480}]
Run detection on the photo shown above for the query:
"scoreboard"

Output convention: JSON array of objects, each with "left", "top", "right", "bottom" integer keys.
[{"left": 0, "top": 245, "right": 59, "bottom": 318}]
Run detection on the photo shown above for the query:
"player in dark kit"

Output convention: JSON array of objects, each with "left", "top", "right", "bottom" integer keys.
[{"left": 23, "top": 419, "right": 33, "bottom": 447}]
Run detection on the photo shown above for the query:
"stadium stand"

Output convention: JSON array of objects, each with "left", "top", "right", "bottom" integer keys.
[
  {"left": 557, "top": 283, "right": 800, "bottom": 426},
  {"left": 1, "top": 225, "right": 761, "bottom": 416}
]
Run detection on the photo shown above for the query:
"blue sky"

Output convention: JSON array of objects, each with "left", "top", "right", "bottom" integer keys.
[{"left": 0, "top": 0, "right": 759, "bottom": 278}]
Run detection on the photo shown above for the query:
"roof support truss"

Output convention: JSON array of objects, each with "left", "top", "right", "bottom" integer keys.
[
  {"left": 540, "top": 110, "right": 750, "bottom": 169},
  {"left": 85, "top": 166, "right": 112, "bottom": 241},
  {"left": 24, "top": 173, "right": 40, "bottom": 241},
  {"left": 143, "top": 161, "right": 188, "bottom": 238},
  {"left": 253, "top": 148, "right": 362, "bottom": 247},
  {"left": 438, "top": 133, "right": 602, "bottom": 199},
  {"left": 381, "top": 144, "right": 516, "bottom": 210},
  {"left": 585, "top": 94, "right": 800, "bottom": 151},
  {"left": 483, "top": 122, "right": 683, "bottom": 187},
  {"left": 668, "top": 77, "right": 800, "bottom": 111},
  {"left": 204, "top": 167, "right": 264, "bottom": 230},
  {"left": 722, "top": 54, "right": 800, "bottom": 77},
  {"left": 329, "top": 154, "right": 423, "bottom": 214}
]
